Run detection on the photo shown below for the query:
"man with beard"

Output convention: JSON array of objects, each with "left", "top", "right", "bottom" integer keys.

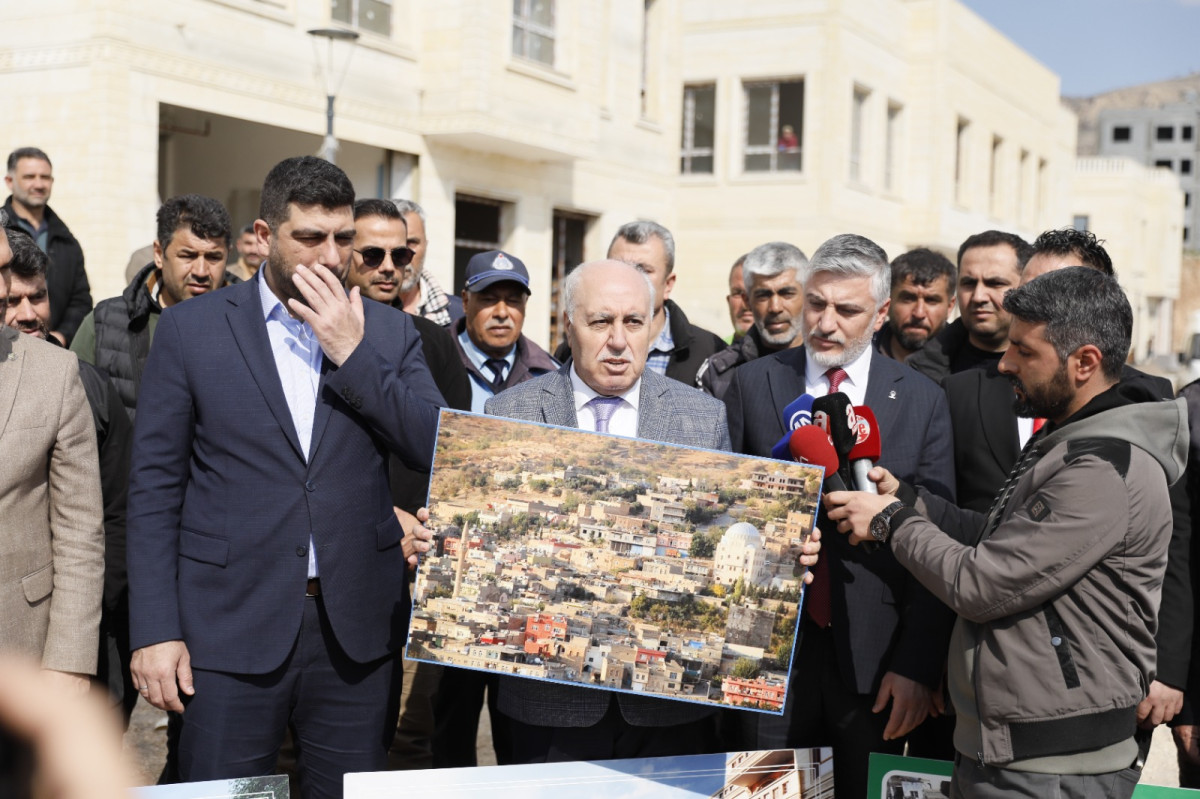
[
  {"left": 2, "top": 225, "right": 134, "bottom": 722},
  {"left": 875, "top": 248, "right": 956, "bottom": 362},
  {"left": 698, "top": 242, "right": 807, "bottom": 400},
  {"left": 827, "top": 267, "right": 1185, "bottom": 799},
  {"left": 723, "top": 234, "right": 955, "bottom": 799},
  {"left": 227, "top": 224, "right": 264, "bottom": 283},
  {"left": 940, "top": 227, "right": 1194, "bottom": 766},
  {"left": 126, "top": 156, "right": 444, "bottom": 797},
  {"left": 908, "top": 231, "right": 1031, "bottom": 383},
  {"left": 70, "top": 194, "right": 232, "bottom": 418}
]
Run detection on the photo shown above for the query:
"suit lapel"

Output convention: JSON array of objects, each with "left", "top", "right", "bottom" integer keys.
[
  {"left": 636, "top": 373, "right": 671, "bottom": 441},
  {"left": 978, "top": 369, "right": 1020, "bottom": 463},
  {"left": 766, "top": 349, "right": 808, "bottom": 442},
  {"left": 306, "top": 355, "right": 336, "bottom": 462},
  {"left": 0, "top": 329, "right": 24, "bottom": 437},
  {"left": 225, "top": 281, "right": 306, "bottom": 460},
  {"left": 864, "top": 354, "right": 904, "bottom": 444},
  {"left": 540, "top": 369, "right": 579, "bottom": 428}
]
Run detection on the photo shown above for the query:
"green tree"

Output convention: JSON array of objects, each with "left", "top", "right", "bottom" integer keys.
[
  {"left": 689, "top": 533, "right": 715, "bottom": 558},
  {"left": 731, "top": 657, "right": 760, "bottom": 680}
]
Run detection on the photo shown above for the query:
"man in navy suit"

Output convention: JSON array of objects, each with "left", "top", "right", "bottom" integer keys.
[
  {"left": 724, "top": 234, "right": 955, "bottom": 799},
  {"left": 127, "top": 156, "right": 444, "bottom": 798}
]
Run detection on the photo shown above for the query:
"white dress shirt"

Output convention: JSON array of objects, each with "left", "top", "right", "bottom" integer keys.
[{"left": 570, "top": 366, "right": 641, "bottom": 438}]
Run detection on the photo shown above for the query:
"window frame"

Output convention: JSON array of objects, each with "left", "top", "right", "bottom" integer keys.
[
  {"left": 741, "top": 78, "right": 804, "bottom": 174},
  {"left": 680, "top": 83, "right": 716, "bottom": 175},
  {"left": 330, "top": 0, "right": 392, "bottom": 37},
  {"left": 512, "top": 0, "right": 556, "bottom": 67}
]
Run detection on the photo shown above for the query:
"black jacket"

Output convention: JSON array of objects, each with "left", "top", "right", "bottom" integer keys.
[
  {"left": 554, "top": 299, "right": 724, "bottom": 387},
  {"left": 84, "top": 264, "right": 161, "bottom": 418},
  {"left": 904, "top": 318, "right": 970, "bottom": 384},
  {"left": 389, "top": 312, "right": 471, "bottom": 514},
  {"left": 696, "top": 325, "right": 775, "bottom": 400},
  {"left": 4, "top": 196, "right": 92, "bottom": 343}
]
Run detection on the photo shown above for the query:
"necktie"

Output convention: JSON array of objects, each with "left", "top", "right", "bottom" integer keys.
[
  {"left": 483, "top": 358, "right": 508, "bottom": 394},
  {"left": 807, "top": 367, "right": 849, "bottom": 629},
  {"left": 587, "top": 396, "right": 623, "bottom": 433},
  {"left": 825, "top": 366, "right": 849, "bottom": 394}
]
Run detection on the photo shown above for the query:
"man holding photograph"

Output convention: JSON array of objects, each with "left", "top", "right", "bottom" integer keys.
[{"left": 484, "top": 258, "right": 820, "bottom": 762}]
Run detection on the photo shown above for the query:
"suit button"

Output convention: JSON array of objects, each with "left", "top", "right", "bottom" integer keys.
[
  {"left": 296, "top": 545, "right": 308, "bottom": 557},
  {"left": 1051, "top": 636, "right": 1062, "bottom": 646},
  {"left": 305, "top": 481, "right": 315, "bottom": 492},
  {"left": 342, "top": 386, "right": 351, "bottom": 398}
]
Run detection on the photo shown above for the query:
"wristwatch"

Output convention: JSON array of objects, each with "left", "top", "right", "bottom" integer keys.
[{"left": 869, "top": 500, "right": 906, "bottom": 544}]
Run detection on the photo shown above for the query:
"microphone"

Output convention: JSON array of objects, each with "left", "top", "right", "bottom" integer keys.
[
  {"left": 787, "top": 426, "right": 847, "bottom": 493},
  {"left": 769, "top": 393, "right": 815, "bottom": 460},
  {"left": 849, "top": 406, "right": 882, "bottom": 494},
  {"left": 811, "top": 392, "right": 856, "bottom": 482},
  {"left": 781, "top": 393, "right": 815, "bottom": 431}
]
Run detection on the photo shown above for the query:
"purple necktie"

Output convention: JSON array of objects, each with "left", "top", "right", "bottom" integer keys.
[{"left": 587, "top": 396, "right": 623, "bottom": 433}]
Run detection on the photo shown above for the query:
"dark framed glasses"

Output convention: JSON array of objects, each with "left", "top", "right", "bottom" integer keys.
[{"left": 355, "top": 246, "right": 414, "bottom": 268}]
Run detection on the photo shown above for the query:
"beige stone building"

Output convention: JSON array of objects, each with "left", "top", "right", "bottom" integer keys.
[{"left": 1, "top": 0, "right": 1184, "bottom": 350}]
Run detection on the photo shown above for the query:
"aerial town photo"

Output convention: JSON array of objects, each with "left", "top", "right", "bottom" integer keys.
[{"left": 408, "top": 411, "right": 826, "bottom": 714}]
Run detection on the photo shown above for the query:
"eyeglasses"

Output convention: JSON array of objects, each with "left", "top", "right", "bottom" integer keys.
[{"left": 354, "top": 246, "right": 414, "bottom": 268}]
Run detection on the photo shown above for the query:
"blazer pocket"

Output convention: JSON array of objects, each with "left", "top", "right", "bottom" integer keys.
[
  {"left": 21, "top": 562, "right": 54, "bottom": 604},
  {"left": 179, "top": 528, "right": 230, "bottom": 567},
  {"left": 377, "top": 514, "right": 403, "bottom": 551}
]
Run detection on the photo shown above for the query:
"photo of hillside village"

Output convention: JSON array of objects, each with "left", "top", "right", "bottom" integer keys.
[{"left": 407, "top": 410, "right": 826, "bottom": 714}]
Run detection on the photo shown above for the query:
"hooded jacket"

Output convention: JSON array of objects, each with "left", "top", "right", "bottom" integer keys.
[{"left": 892, "top": 381, "right": 1188, "bottom": 767}]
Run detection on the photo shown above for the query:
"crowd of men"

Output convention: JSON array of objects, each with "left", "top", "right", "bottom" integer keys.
[{"left": 0, "top": 145, "right": 1197, "bottom": 799}]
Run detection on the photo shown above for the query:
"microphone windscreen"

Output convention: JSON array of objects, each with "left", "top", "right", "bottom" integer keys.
[
  {"left": 781, "top": 393, "right": 815, "bottom": 431},
  {"left": 812, "top": 392, "right": 856, "bottom": 461},
  {"left": 770, "top": 432, "right": 794, "bottom": 461},
  {"left": 789, "top": 426, "right": 848, "bottom": 493},
  {"left": 849, "top": 405, "right": 882, "bottom": 462}
]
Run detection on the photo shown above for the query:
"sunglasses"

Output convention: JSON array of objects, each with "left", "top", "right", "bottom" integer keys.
[{"left": 355, "top": 246, "right": 414, "bottom": 268}]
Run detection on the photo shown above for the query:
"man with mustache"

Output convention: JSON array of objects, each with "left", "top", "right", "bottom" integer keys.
[
  {"left": 826, "top": 267, "right": 1184, "bottom": 799},
  {"left": 486, "top": 260, "right": 822, "bottom": 762},
  {"left": 723, "top": 234, "right": 955, "bottom": 799},
  {"left": 70, "top": 194, "right": 232, "bottom": 419},
  {"left": 698, "top": 241, "right": 807, "bottom": 400},
  {"left": 453, "top": 250, "right": 557, "bottom": 413},
  {"left": 4, "top": 147, "right": 92, "bottom": 345},
  {"left": 876, "top": 248, "right": 956, "bottom": 363},
  {"left": 725, "top": 254, "right": 754, "bottom": 342},
  {"left": 393, "top": 200, "right": 463, "bottom": 328},
  {"left": 1, "top": 224, "right": 134, "bottom": 722},
  {"left": 0, "top": 214, "right": 104, "bottom": 702},
  {"left": 908, "top": 230, "right": 1032, "bottom": 383}
]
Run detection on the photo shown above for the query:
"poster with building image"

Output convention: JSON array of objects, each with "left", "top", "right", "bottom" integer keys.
[
  {"left": 406, "top": 410, "right": 824, "bottom": 715},
  {"left": 347, "top": 747, "right": 835, "bottom": 798}
]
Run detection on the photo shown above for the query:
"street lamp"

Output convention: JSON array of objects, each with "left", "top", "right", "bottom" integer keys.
[{"left": 307, "top": 27, "right": 360, "bottom": 164}]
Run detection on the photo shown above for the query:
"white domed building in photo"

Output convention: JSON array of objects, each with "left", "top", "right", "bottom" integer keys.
[{"left": 713, "top": 522, "right": 768, "bottom": 588}]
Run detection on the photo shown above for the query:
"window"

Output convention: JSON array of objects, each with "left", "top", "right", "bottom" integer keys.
[
  {"left": 1186, "top": 227, "right": 1191, "bottom": 244},
  {"left": 680, "top": 84, "right": 716, "bottom": 175},
  {"left": 1156, "top": 159, "right": 1173, "bottom": 170},
  {"left": 743, "top": 79, "right": 803, "bottom": 173},
  {"left": 849, "top": 86, "right": 869, "bottom": 183},
  {"left": 1183, "top": 159, "right": 1193, "bottom": 175},
  {"left": 884, "top": 102, "right": 902, "bottom": 192},
  {"left": 331, "top": 0, "right": 391, "bottom": 36},
  {"left": 454, "top": 196, "right": 504, "bottom": 293},
  {"left": 954, "top": 117, "right": 970, "bottom": 205},
  {"left": 549, "top": 210, "right": 591, "bottom": 346},
  {"left": 1157, "top": 125, "right": 1175, "bottom": 142},
  {"left": 513, "top": 0, "right": 555, "bottom": 66},
  {"left": 1072, "top": 215, "right": 1089, "bottom": 232},
  {"left": 1187, "top": 193, "right": 1192, "bottom": 209},
  {"left": 1184, "top": 126, "right": 1194, "bottom": 142},
  {"left": 1112, "top": 126, "right": 1131, "bottom": 142},
  {"left": 1017, "top": 148, "right": 1029, "bottom": 221}
]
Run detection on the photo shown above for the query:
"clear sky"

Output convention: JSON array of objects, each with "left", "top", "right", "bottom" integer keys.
[{"left": 959, "top": 0, "right": 1200, "bottom": 97}]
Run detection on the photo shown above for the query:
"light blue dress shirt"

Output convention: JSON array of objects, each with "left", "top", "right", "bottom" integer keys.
[
  {"left": 457, "top": 328, "right": 515, "bottom": 413},
  {"left": 258, "top": 271, "right": 324, "bottom": 577}
]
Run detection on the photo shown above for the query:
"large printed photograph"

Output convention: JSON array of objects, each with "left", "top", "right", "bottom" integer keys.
[{"left": 407, "top": 410, "right": 825, "bottom": 714}]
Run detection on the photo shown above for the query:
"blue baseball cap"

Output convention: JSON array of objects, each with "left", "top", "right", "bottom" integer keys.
[{"left": 463, "top": 250, "right": 531, "bottom": 294}]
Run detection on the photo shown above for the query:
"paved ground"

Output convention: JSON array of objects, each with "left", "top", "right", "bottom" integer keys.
[{"left": 122, "top": 697, "right": 1179, "bottom": 790}]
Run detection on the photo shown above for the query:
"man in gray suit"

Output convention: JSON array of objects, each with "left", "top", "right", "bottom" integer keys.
[{"left": 486, "top": 259, "right": 817, "bottom": 762}]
